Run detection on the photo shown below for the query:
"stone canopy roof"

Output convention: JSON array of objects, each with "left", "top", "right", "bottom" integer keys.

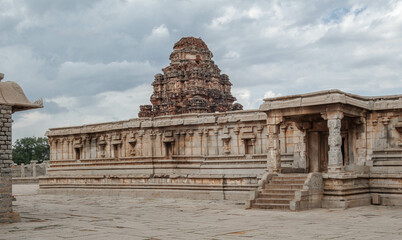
[
  {"left": 0, "top": 74, "right": 43, "bottom": 112},
  {"left": 260, "top": 89, "right": 402, "bottom": 112}
]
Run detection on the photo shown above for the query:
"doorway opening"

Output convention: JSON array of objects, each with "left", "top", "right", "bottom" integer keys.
[
  {"left": 308, "top": 132, "right": 328, "bottom": 172},
  {"left": 75, "top": 148, "right": 81, "bottom": 160},
  {"left": 164, "top": 142, "right": 173, "bottom": 159},
  {"left": 113, "top": 145, "right": 119, "bottom": 160},
  {"left": 244, "top": 139, "right": 254, "bottom": 155}
]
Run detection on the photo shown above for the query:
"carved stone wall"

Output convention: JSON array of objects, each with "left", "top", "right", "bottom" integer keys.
[
  {"left": 139, "top": 37, "right": 242, "bottom": 117},
  {"left": 46, "top": 111, "right": 267, "bottom": 163}
]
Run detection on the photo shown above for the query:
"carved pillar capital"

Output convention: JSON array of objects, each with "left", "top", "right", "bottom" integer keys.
[
  {"left": 381, "top": 117, "right": 390, "bottom": 125},
  {"left": 322, "top": 110, "right": 344, "bottom": 121},
  {"left": 233, "top": 127, "right": 240, "bottom": 135}
]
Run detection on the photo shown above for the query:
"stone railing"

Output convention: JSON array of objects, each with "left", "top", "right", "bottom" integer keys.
[
  {"left": 12, "top": 161, "right": 49, "bottom": 183},
  {"left": 245, "top": 172, "right": 276, "bottom": 208},
  {"left": 290, "top": 172, "right": 323, "bottom": 211}
]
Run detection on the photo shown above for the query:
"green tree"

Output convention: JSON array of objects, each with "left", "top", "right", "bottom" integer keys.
[{"left": 12, "top": 137, "right": 50, "bottom": 165}]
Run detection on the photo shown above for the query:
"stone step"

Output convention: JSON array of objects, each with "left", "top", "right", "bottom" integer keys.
[
  {"left": 272, "top": 176, "right": 307, "bottom": 180},
  {"left": 373, "top": 160, "right": 402, "bottom": 166},
  {"left": 278, "top": 173, "right": 308, "bottom": 176},
  {"left": 276, "top": 174, "right": 308, "bottom": 177},
  {"left": 261, "top": 189, "right": 296, "bottom": 194},
  {"left": 265, "top": 184, "right": 303, "bottom": 190},
  {"left": 270, "top": 180, "right": 305, "bottom": 185},
  {"left": 255, "top": 198, "right": 291, "bottom": 204},
  {"left": 257, "top": 193, "right": 295, "bottom": 199},
  {"left": 250, "top": 173, "right": 307, "bottom": 210},
  {"left": 251, "top": 203, "right": 290, "bottom": 210}
]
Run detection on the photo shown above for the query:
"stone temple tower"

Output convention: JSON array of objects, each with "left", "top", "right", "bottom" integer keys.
[{"left": 139, "top": 37, "right": 243, "bottom": 117}]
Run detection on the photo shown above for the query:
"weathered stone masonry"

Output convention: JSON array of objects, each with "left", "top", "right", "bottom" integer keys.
[
  {"left": 139, "top": 37, "right": 242, "bottom": 117},
  {"left": 0, "top": 74, "right": 42, "bottom": 224},
  {"left": 0, "top": 105, "right": 13, "bottom": 224}
]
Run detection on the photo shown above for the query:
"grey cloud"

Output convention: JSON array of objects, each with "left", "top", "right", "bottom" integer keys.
[
  {"left": 1, "top": 0, "right": 401, "bottom": 142},
  {"left": 42, "top": 100, "right": 68, "bottom": 114}
]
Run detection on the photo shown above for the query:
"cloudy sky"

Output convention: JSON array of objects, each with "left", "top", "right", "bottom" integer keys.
[{"left": 1, "top": 0, "right": 402, "bottom": 141}]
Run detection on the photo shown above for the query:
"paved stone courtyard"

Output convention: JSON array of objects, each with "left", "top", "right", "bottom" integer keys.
[{"left": 1, "top": 184, "right": 401, "bottom": 240}]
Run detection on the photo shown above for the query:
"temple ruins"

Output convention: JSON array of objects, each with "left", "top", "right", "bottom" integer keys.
[
  {"left": 38, "top": 37, "right": 402, "bottom": 210},
  {"left": 139, "top": 37, "right": 242, "bottom": 117}
]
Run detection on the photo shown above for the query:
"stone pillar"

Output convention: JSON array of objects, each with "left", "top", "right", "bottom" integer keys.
[
  {"left": 354, "top": 116, "right": 367, "bottom": 166},
  {"left": 59, "top": 139, "right": 64, "bottom": 160},
  {"left": 180, "top": 131, "right": 186, "bottom": 155},
  {"left": 62, "top": 138, "right": 68, "bottom": 160},
  {"left": 70, "top": 138, "right": 74, "bottom": 160},
  {"left": 214, "top": 129, "right": 219, "bottom": 155},
  {"left": 234, "top": 127, "right": 240, "bottom": 155},
  {"left": 251, "top": 139, "right": 256, "bottom": 154},
  {"left": 66, "top": 139, "right": 70, "bottom": 160},
  {"left": 0, "top": 105, "right": 13, "bottom": 223},
  {"left": 91, "top": 138, "right": 97, "bottom": 159},
  {"left": 188, "top": 130, "right": 194, "bottom": 156},
  {"left": 49, "top": 139, "right": 56, "bottom": 161},
  {"left": 108, "top": 135, "right": 112, "bottom": 158},
  {"left": 85, "top": 137, "right": 91, "bottom": 159},
  {"left": 157, "top": 131, "right": 163, "bottom": 157},
  {"left": 299, "top": 130, "right": 307, "bottom": 169},
  {"left": 175, "top": 132, "right": 180, "bottom": 155},
  {"left": 31, "top": 160, "right": 37, "bottom": 178},
  {"left": 326, "top": 111, "right": 344, "bottom": 172},
  {"left": 267, "top": 116, "right": 282, "bottom": 173},
  {"left": 121, "top": 135, "right": 126, "bottom": 158},
  {"left": 280, "top": 124, "right": 287, "bottom": 154},
  {"left": 43, "top": 160, "right": 50, "bottom": 175},
  {"left": 20, "top": 163, "right": 25, "bottom": 178},
  {"left": 150, "top": 131, "right": 156, "bottom": 158},
  {"left": 240, "top": 139, "right": 246, "bottom": 155},
  {"left": 54, "top": 139, "right": 59, "bottom": 160},
  {"left": 257, "top": 126, "right": 263, "bottom": 154},
  {"left": 197, "top": 130, "right": 203, "bottom": 155},
  {"left": 203, "top": 129, "right": 209, "bottom": 156}
]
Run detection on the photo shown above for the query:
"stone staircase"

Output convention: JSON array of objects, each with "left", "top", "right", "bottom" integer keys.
[{"left": 250, "top": 174, "right": 308, "bottom": 210}]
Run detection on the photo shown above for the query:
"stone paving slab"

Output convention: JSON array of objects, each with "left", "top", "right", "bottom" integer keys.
[{"left": 1, "top": 184, "right": 401, "bottom": 240}]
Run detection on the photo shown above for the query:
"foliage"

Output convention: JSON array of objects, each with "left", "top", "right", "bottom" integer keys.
[{"left": 12, "top": 137, "right": 50, "bottom": 165}]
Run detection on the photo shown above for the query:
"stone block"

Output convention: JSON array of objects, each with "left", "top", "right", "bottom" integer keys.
[{"left": 372, "top": 194, "right": 381, "bottom": 205}]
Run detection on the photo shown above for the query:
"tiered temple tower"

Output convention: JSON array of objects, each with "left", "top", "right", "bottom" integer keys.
[{"left": 139, "top": 37, "right": 243, "bottom": 117}]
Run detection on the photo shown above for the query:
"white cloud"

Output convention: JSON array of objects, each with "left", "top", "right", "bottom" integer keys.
[
  {"left": 223, "top": 51, "right": 240, "bottom": 59},
  {"left": 246, "top": 7, "right": 264, "bottom": 20},
  {"left": 210, "top": 6, "right": 237, "bottom": 28},
  {"left": 13, "top": 111, "right": 50, "bottom": 129},
  {"left": 264, "top": 91, "right": 282, "bottom": 99},
  {"left": 12, "top": 84, "right": 153, "bottom": 142},
  {"left": 210, "top": 6, "right": 266, "bottom": 29},
  {"left": 149, "top": 24, "right": 169, "bottom": 38},
  {"left": 232, "top": 88, "right": 264, "bottom": 109}
]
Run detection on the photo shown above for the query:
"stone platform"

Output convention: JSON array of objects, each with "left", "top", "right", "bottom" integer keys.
[{"left": 2, "top": 184, "right": 402, "bottom": 239}]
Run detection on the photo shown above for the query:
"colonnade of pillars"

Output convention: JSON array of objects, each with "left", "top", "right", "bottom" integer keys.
[
  {"left": 267, "top": 111, "right": 345, "bottom": 173},
  {"left": 49, "top": 127, "right": 268, "bottom": 161}
]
